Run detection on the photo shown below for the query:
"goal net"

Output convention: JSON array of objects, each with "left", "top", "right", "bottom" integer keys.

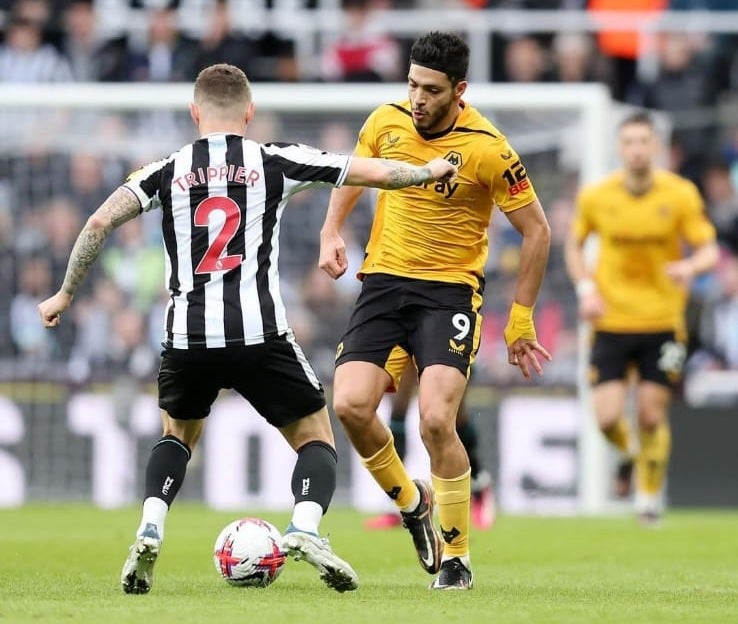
[{"left": 0, "top": 82, "right": 613, "bottom": 513}]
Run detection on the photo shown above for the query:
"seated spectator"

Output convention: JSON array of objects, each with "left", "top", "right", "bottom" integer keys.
[
  {"left": 60, "top": 0, "right": 129, "bottom": 81},
  {"left": 320, "top": 0, "right": 402, "bottom": 82},
  {"left": 693, "top": 254, "right": 738, "bottom": 370},
  {"left": 701, "top": 158, "right": 738, "bottom": 244},
  {"left": 587, "top": 0, "right": 667, "bottom": 102},
  {"left": 551, "top": 32, "right": 606, "bottom": 83},
  {"left": 191, "top": 0, "right": 259, "bottom": 79},
  {"left": 0, "top": 1, "right": 73, "bottom": 83},
  {"left": 502, "top": 36, "right": 555, "bottom": 83},
  {"left": 125, "top": 6, "right": 198, "bottom": 82}
]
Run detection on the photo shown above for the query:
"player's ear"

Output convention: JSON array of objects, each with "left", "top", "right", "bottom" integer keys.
[
  {"left": 455, "top": 80, "right": 468, "bottom": 100},
  {"left": 189, "top": 102, "right": 200, "bottom": 126},
  {"left": 245, "top": 101, "right": 255, "bottom": 125}
]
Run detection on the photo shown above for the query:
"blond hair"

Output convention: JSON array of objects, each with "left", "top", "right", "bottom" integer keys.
[{"left": 193, "top": 64, "right": 252, "bottom": 114}]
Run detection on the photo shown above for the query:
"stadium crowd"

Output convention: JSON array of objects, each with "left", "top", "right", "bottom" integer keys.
[{"left": 1, "top": 0, "right": 737, "bottom": 402}]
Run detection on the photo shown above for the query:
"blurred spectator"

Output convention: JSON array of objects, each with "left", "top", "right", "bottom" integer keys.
[
  {"left": 67, "top": 277, "right": 121, "bottom": 381},
  {"left": 693, "top": 254, "right": 738, "bottom": 370},
  {"left": 551, "top": 32, "right": 607, "bottom": 83},
  {"left": 300, "top": 265, "right": 353, "bottom": 378},
  {"left": 191, "top": 0, "right": 259, "bottom": 79},
  {"left": 635, "top": 33, "right": 719, "bottom": 157},
  {"left": 0, "top": 197, "right": 15, "bottom": 355},
  {"left": 252, "top": 31, "right": 299, "bottom": 82},
  {"left": 670, "top": 0, "right": 738, "bottom": 95},
  {"left": 0, "top": 1, "right": 73, "bottom": 82},
  {"left": 41, "top": 197, "right": 84, "bottom": 290},
  {"left": 60, "top": 0, "right": 129, "bottom": 81},
  {"left": 588, "top": 0, "right": 667, "bottom": 102},
  {"left": 70, "top": 290, "right": 157, "bottom": 381},
  {"left": 10, "top": 256, "right": 58, "bottom": 360},
  {"left": 63, "top": 152, "right": 120, "bottom": 215},
  {"left": 502, "top": 36, "right": 554, "bottom": 83},
  {"left": 101, "top": 218, "right": 165, "bottom": 311},
  {"left": 106, "top": 306, "right": 158, "bottom": 379},
  {"left": 125, "top": 6, "right": 198, "bottom": 81},
  {"left": 701, "top": 158, "right": 738, "bottom": 245},
  {"left": 319, "top": 0, "right": 402, "bottom": 82}
]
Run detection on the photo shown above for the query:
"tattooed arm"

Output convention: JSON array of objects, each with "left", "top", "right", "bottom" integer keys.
[
  {"left": 344, "top": 156, "right": 457, "bottom": 190},
  {"left": 38, "top": 186, "right": 141, "bottom": 328}
]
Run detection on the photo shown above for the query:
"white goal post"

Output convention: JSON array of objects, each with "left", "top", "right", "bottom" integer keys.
[{"left": 0, "top": 82, "right": 613, "bottom": 514}]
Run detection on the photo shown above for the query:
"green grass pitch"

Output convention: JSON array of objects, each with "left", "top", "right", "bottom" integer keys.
[{"left": 1, "top": 505, "right": 736, "bottom": 623}]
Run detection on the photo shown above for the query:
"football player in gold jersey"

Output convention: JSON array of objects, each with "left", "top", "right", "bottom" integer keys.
[
  {"left": 565, "top": 111, "right": 718, "bottom": 525},
  {"left": 319, "top": 31, "right": 552, "bottom": 589}
]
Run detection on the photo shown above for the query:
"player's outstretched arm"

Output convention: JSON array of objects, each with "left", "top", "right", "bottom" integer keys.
[
  {"left": 503, "top": 198, "right": 553, "bottom": 380},
  {"left": 344, "top": 156, "right": 457, "bottom": 190},
  {"left": 37, "top": 186, "right": 140, "bottom": 328},
  {"left": 319, "top": 184, "right": 365, "bottom": 280}
]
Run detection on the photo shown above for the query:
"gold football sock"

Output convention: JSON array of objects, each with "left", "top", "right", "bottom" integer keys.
[
  {"left": 636, "top": 422, "right": 671, "bottom": 496},
  {"left": 361, "top": 431, "right": 418, "bottom": 510},
  {"left": 432, "top": 469, "right": 471, "bottom": 558},
  {"left": 602, "top": 417, "right": 632, "bottom": 456}
]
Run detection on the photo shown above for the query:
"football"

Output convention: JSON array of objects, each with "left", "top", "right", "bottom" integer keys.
[{"left": 213, "top": 517, "right": 287, "bottom": 587}]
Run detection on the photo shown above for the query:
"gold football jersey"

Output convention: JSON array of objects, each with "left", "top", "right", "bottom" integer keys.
[
  {"left": 573, "top": 170, "right": 716, "bottom": 332},
  {"left": 354, "top": 100, "right": 538, "bottom": 290}
]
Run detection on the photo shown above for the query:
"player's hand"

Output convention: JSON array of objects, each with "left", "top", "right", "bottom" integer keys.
[
  {"left": 665, "top": 259, "right": 695, "bottom": 286},
  {"left": 506, "top": 338, "right": 552, "bottom": 381},
  {"left": 578, "top": 291, "right": 605, "bottom": 321},
  {"left": 319, "top": 230, "right": 348, "bottom": 279},
  {"left": 38, "top": 291, "right": 73, "bottom": 328},
  {"left": 425, "top": 158, "right": 458, "bottom": 183}
]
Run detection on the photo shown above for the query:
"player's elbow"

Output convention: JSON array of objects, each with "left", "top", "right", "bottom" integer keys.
[
  {"left": 85, "top": 211, "right": 113, "bottom": 234},
  {"left": 529, "top": 218, "right": 552, "bottom": 249}
]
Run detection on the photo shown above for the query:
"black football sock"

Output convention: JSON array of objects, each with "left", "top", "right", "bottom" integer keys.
[
  {"left": 291, "top": 440, "right": 337, "bottom": 513},
  {"left": 456, "top": 421, "right": 480, "bottom": 480},
  {"left": 144, "top": 435, "right": 191, "bottom": 507},
  {"left": 389, "top": 415, "right": 407, "bottom": 460}
]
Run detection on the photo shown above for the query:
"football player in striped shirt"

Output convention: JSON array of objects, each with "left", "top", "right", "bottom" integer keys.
[{"left": 37, "top": 63, "right": 457, "bottom": 595}]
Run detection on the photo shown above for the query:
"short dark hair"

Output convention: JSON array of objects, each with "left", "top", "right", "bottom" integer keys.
[
  {"left": 619, "top": 110, "right": 656, "bottom": 132},
  {"left": 194, "top": 64, "right": 252, "bottom": 109},
  {"left": 409, "top": 31, "right": 469, "bottom": 85}
]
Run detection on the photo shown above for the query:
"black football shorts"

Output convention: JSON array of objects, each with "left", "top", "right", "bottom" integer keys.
[
  {"left": 589, "top": 330, "right": 686, "bottom": 387},
  {"left": 158, "top": 331, "right": 325, "bottom": 426},
  {"left": 335, "top": 273, "right": 483, "bottom": 390}
]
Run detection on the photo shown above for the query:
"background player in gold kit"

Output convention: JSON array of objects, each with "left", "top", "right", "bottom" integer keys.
[
  {"left": 565, "top": 111, "right": 718, "bottom": 525},
  {"left": 319, "top": 31, "right": 552, "bottom": 589}
]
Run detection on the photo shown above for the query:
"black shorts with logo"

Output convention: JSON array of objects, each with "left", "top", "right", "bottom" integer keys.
[
  {"left": 158, "top": 331, "right": 325, "bottom": 426},
  {"left": 590, "top": 330, "right": 686, "bottom": 387},
  {"left": 335, "top": 273, "right": 483, "bottom": 386}
]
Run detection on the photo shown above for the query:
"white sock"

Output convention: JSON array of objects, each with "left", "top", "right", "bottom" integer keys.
[
  {"left": 136, "top": 497, "right": 169, "bottom": 541},
  {"left": 634, "top": 491, "right": 663, "bottom": 514},
  {"left": 289, "top": 501, "right": 323, "bottom": 535}
]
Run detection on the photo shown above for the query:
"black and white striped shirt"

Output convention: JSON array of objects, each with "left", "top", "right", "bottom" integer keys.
[{"left": 124, "top": 133, "right": 350, "bottom": 349}]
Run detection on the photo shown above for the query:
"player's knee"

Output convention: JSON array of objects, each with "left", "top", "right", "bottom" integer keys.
[
  {"left": 332, "top": 390, "right": 376, "bottom": 429},
  {"left": 161, "top": 418, "right": 204, "bottom": 450},
  {"left": 418, "top": 407, "right": 455, "bottom": 446},
  {"left": 637, "top": 409, "right": 663, "bottom": 432}
]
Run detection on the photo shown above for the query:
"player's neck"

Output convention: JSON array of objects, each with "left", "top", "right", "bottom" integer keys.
[
  {"left": 623, "top": 170, "right": 654, "bottom": 196},
  {"left": 198, "top": 123, "right": 246, "bottom": 137}
]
